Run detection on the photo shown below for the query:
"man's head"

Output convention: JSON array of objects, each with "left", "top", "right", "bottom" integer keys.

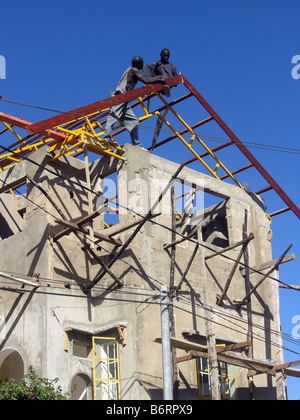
[
  {"left": 160, "top": 48, "right": 170, "bottom": 64},
  {"left": 132, "top": 56, "right": 144, "bottom": 70}
]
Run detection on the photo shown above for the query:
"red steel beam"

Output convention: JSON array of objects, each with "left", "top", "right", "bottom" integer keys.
[
  {"left": 0, "top": 112, "right": 67, "bottom": 142},
  {"left": 26, "top": 75, "right": 183, "bottom": 136},
  {"left": 181, "top": 75, "right": 300, "bottom": 219},
  {"left": 0, "top": 112, "right": 31, "bottom": 129},
  {"left": 220, "top": 163, "right": 254, "bottom": 180},
  {"left": 153, "top": 117, "right": 214, "bottom": 151}
]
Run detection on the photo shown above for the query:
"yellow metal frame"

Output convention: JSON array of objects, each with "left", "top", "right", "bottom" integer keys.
[
  {"left": 0, "top": 91, "right": 244, "bottom": 193},
  {"left": 92, "top": 336, "right": 120, "bottom": 401},
  {"left": 195, "top": 351, "right": 238, "bottom": 400}
]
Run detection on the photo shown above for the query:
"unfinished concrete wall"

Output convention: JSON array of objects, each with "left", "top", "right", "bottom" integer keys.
[{"left": 0, "top": 145, "right": 284, "bottom": 400}]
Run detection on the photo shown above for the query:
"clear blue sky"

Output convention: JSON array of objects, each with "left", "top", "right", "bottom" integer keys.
[{"left": 0, "top": 0, "right": 299, "bottom": 399}]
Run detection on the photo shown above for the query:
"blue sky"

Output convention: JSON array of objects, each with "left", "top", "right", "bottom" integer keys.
[{"left": 0, "top": 0, "right": 299, "bottom": 399}]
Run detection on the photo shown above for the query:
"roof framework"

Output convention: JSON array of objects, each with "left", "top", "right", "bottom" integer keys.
[
  {"left": 0, "top": 75, "right": 299, "bottom": 397},
  {"left": 0, "top": 74, "right": 299, "bottom": 219}
]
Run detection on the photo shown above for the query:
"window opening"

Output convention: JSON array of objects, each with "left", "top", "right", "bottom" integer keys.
[
  {"left": 92, "top": 336, "right": 120, "bottom": 401},
  {"left": 73, "top": 341, "right": 93, "bottom": 359},
  {"left": 174, "top": 179, "right": 229, "bottom": 247},
  {"left": 196, "top": 356, "right": 237, "bottom": 400}
]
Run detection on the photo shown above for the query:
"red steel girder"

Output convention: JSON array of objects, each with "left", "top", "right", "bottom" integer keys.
[
  {"left": 4, "top": 73, "right": 298, "bottom": 220},
  {"left": 181, "top": 75, "right": 300, "bottom": 220},
  {"left": 0, "top": 112, "right": 67, "bottom": 142},
  {"left": 26, "top": 75, "right": 183, "bottom": 136}
]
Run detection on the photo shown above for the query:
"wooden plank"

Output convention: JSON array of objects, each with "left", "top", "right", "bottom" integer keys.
[
  {"left": 248, "top": 365, "right": 300, "bottom": 378},
  {"left": 217, "top": 233, "right": 254, "bottom": 306},
  {"left": 240, "top": 253, "right": 295, "bottom": 276},
  {"left": 170, "top": 184, "right": 179, "bottom": 399},
  {"left": 163, "top": 230, "right": 197, "bottom": 250},
  {"left": 107, "top": 213, "right": 161, "bottom": 238},
  {"left": 0, "top": 286, "right": 26, "bottom": 294},
  {"left": 55, "top": 218, "right": 122, "bottom": 246},
  {"left": 156, "top": 337, "right": 251, "bottom": 355},
  {"left": 279, "top": 284, "right": 300, "bottom": 290},
  {"left": 54, "top": 214, "right": 161, "bottom": 245},
  {"left": 175, "top": 243, "right": 199, "bottom": 291},
  {"left": 216, "top": 341, "right": 251, "bottom": 353},
  {"left": 64, "top": 332, "right": 69, "bottom": 352},
  {"left": 177, "top": 354, "right": 193, "bottom": 364},
  {"left": 269, "top": 207, "right": 291, "bottom": 217},
  {"left": 155, "top": 337, "right": 208, "bottom": 353},
  {"left": 271, "top": 360, "right": 300, "bottom": 372},
  {"left": 0, "top": 112, "right": 31, "bottom": 128},
  {"left": 205, "top": 235, "right": 255, "bottom": 261},
  {"left": 190, "top": 350, "right": 277, "bottom": 377},
  {"left": 236, "top": 244, "right": 293, "bottom": 309},
  {"left": 26, "top": 75, "right": 183, "bottom": 135},
  {"left": 52, "top": 210, "right": 101, "bottom": 242},
  {"left": 116, "top": 325, "right": 126, "bottom": 346},
  {"left": 284, "top": 368, "right": 300, "bottom": 378}
]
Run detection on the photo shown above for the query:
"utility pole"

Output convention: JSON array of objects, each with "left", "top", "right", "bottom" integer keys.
[
  {"left": 169, "top": 184, "right": 179, "bottom": 399},
  {"left": 197, "top": 227, "right": 221, "bottom": 400},
  {"left": 160, "top": 285, "right": 173, "bottom": 400}
]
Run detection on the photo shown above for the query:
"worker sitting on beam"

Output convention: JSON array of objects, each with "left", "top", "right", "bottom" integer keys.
[{"left": 102, "top": 56, "right": 169, "bottom": 148}]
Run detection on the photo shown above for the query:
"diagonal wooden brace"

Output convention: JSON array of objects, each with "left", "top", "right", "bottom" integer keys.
[
  {"left": 216, "top": 233, "right": 254, "bottom": 306},
  {"left": 236, "top": 243, "right": 293, "bottom": 310},
  {"left": 28, "top": 176, "right": 123, "bottom": 287}
]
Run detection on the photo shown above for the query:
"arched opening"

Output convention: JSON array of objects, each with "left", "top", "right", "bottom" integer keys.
[
  {"left": 0, "top": 349, "right": 24, "bottom": 383},
  {"left": 70, "top": 373, "right": 92, "bottom": 400}
]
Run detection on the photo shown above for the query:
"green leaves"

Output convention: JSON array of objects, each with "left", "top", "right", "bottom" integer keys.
[{"left": 0, "top": 366, "right": 75, "bottom": 400}]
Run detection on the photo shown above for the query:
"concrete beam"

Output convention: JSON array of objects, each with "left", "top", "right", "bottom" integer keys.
[{"left": 0, "top": 161, "right": 26, "bottom": 193}]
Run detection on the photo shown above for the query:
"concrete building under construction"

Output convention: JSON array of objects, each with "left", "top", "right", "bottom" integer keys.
[{"left": 0, "top": 75, "right": 299, "bottom": 400}]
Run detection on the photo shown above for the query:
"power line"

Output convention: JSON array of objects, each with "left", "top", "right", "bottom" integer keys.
[
  {"left": 1, "top": 96, "right": 300, "bottom": 156},
  {"left": 1, "top": 272, "right": 299, "bottom": 359},
  {"left": 174, "top": 297, "right": 300, "bottom": 357},
  {"left": 137, "top": 124, "right": 300, "bottom": 155},
  {"left": 0, "top": 98, "right": 86, "bottom": 118},
  {"left": 0, "top": 262, "right": 298, "bottom": 351}
]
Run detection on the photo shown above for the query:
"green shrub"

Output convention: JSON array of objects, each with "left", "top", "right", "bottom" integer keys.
[{"left": 0, "top": 366, "right": 75, "bottom": 400}]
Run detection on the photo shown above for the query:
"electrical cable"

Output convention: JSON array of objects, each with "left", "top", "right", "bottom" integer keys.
[
  {"left": 137, "top": 124, "right": 300, "bottom": 155},
  {"left": 1, "top": 96, "right": 300, "bottom": 156},
  {"left": 173, "top": 298, "right": 300, "bottom": 357},
  {"left": 1, "top": 274, "right": 299, "bottom": 358},
  {"left": 176, "top": 293, "right": 300, "bottom": 348},
  {"left": 0, "top": 263, "right": 297, "bottom": 350},
  {"left": 0, "top": 98, "right": 87, "bottom": 118}
]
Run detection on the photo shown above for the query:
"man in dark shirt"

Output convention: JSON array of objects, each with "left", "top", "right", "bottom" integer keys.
[
  {"left": 144, "top": 48, "right": 178, "bottom": 79},
  {"left": 103, "top": 56, "right": 167, "bottom": 148},
  {"left": 143, "top": 49, "right": 178, "bottom": 151}
]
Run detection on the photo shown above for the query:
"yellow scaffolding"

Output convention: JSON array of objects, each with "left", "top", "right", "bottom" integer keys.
[{"left": 0, "top": 86, "right": 243, "bottom": 191}]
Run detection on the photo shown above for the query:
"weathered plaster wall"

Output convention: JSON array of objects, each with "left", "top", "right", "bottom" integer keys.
[{"left": 0, "top": 145, "right": 281, "bottom": 400}]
